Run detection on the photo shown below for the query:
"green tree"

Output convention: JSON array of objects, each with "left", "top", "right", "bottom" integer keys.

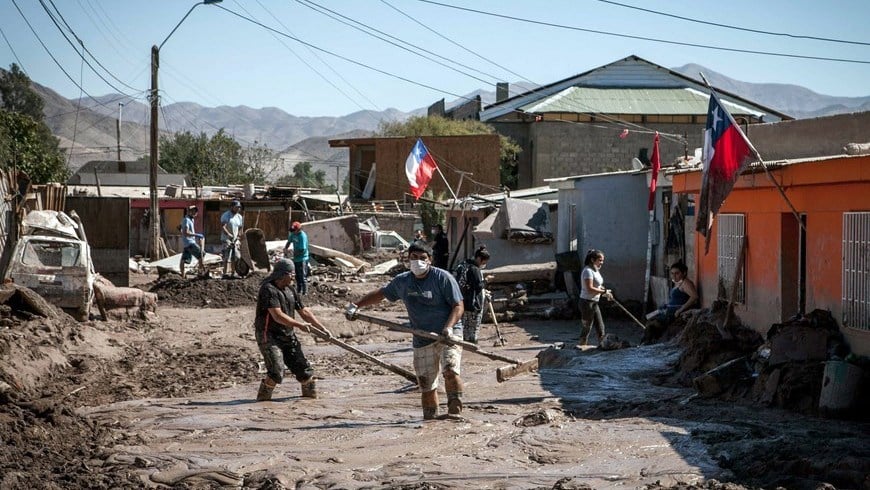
[
  {"left": 0, "top": 64, "right": 67, "bottom": 183},
  {"left": 159, "top": 129, "right": 253, "bottom": 186},
  {"left": 417, "top": 189, "right": 446, "bottom": 233},
  {"left": 0, "top": 110, "right": 68, "bottom": 183},
  {"left": 378, "top": 115, "right": 521, "bottom": 189},
  {"left": 243, "top": 141, "right": 277, "bottom": 184},
  {"left": 0, "top": 64, "right": 44, "bottom": 121},
  {"left": 275, "top": 161, "right": 328, "bottom": 189}
]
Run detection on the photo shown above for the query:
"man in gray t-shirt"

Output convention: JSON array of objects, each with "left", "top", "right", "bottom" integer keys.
[{"left": 348, "top": 240, "right": 465, "bottom": 420}]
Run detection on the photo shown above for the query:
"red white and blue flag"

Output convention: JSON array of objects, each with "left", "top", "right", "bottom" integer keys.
[
  {"left": 696, "top": 93, "right": 756, "bottom": 253},
  {"left": 405, "top": 138, "right": 437, "bottom": 200}
]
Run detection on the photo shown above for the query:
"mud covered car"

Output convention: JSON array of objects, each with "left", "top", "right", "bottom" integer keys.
[{"left": 3, "top": 211, "right": 95, "bottom": 320}]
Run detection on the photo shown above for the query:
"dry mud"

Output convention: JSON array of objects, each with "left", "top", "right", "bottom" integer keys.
[{"left": 0, "top": 275, "right": 868, "bottom": 489}]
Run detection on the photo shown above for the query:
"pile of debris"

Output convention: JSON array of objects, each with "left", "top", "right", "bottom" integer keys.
[
  {"left": 146, "top": 273, "right": 263, "bottom": 308},
  {"left": 677, "top": 306, "right": 868, "bottom": 419}
]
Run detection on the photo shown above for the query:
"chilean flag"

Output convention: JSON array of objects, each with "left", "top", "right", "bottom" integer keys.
[
  {"left": 696, "top": 93, "right": 756, "bottom": 251},
  {"left": 405, "top": 138, "right": 437, "bottom": 200}
]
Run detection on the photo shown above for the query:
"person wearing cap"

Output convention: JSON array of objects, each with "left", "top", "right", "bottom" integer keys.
[
  {"left": 179, "top": 205, "right": 205, "bottom": 279},
  {"left": 220, "top": 200, "right": 244, "bottom": 278},
  {"left": 254, "top": 258, "right": 325, "bottom": 401},
  {"left": 283, "top": 221, "right": 310, "bottom": 295},
  {"left": 346, "top": 240, "right": 465, "bottom": 420}
]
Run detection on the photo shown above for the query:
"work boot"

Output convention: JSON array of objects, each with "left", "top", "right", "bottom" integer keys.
[
  {"left": 256, "top": 378, "right": 276, "bottom": 401},
  {"left": 300, "top": 378, "right": 317, "bottom": 398},
  {"left": 447, "top": 392, "right": 463, "bottom": 415},
  {"left": 423, "top": 407, "right": 439, "bottom": 420}
]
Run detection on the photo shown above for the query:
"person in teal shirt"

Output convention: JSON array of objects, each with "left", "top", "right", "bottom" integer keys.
[{"left": 283, "top": 221, "right": 309, "bottom": 294}]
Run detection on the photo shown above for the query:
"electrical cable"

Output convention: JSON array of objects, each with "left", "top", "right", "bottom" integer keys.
[
  {"left": 65, "top": 57, "right": 85, "bottom": 168},
  {"left": 594, "top": 0, "right": 870, "bottom": 47},
  {"left": 379, "top": 0, "right": 535, "bottom": 90},
  {"left": 416, "top": 0, "right": 870, "bottom": 65},
  {"left": 36, "top": 0, "right": 140, "bottom": 97},
  {"left": 297, "top": 0, "right": 508, "bottom": 87},
  {"left": 0, "top": 26, "right": 28, "bottom": 75},
  {"left": 44, "top": 0, "right": 142, "bottom": 93}
]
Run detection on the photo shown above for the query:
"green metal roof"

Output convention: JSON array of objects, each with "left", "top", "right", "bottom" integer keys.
[{"left": 520, "top": 87, "right": 763, "bottom": 117}]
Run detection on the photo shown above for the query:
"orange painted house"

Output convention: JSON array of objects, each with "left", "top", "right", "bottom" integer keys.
[{"left": 671, "top": 153, "right": 870, "bottom": 355}]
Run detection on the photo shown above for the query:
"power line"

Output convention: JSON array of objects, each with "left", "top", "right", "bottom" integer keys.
[
  {"left": 379, "top": 0, "right": 535, "bottom": 89},
  {"left": 252, "top": 0, "right": 383, "bottom": 115},
  {"left": 214, "top": 4, "right": 475, "bottom": 104},
  {"left": 0, "top": 26, "right": 28, "bottom": 74},
  {"left": 298, "top": 0, "right": 506, "bottom": 87},
  {"left": 10, "top": 0, "right": 109, "bottom": 107},
  {"left": 36, "top": 0, "right": 140, "bottom": 97},
  {"left": 595, "top": 0, "right": 870, "bottom": 47},
  {"left": 43, "top": 0, "right": 141, "bottom": 93},
  {"left": 416, "top": 0, "right": 870, "bottom": 65}
]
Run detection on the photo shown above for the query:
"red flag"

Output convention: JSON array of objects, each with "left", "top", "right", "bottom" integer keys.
[
  {"left": 648, "top": 132, "right": 660, "bottom": 211},
  {"left": 405, "top": 138, "right": 437, "bottom": 199},
  {"left": 696, "top": 93, "right": 755, "bottom": 253}
]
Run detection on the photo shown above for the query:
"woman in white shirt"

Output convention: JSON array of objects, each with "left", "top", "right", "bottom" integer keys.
[{"left": 579, "top": 249, "right": 612, "bottom": 346}]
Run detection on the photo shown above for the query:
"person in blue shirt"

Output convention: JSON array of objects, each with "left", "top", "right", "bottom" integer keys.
[
  {"left": 179, "top": 205, "right": 204, "bottom": 279},
  {"left": 346, "top": 240, "right": 465, "bottom": 420},
  {"left": 642, "top": 261, "right": 699, "bottom": 344},
  {"left": 283, "top": 221, "right": 309, "bottom": 294},
  {"left": 220, "top": 200, "right": 244, "bottom": 278}
]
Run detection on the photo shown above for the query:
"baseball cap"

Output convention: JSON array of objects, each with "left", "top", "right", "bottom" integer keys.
[
  {"left": 291, "top": 221, "right": 302, "bottom": 232},
  {"left": 231, "top": 200, "right": 241, "bottom": 208}
]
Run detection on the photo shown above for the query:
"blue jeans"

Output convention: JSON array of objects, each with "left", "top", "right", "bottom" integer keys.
[{"left": 294, "top": 260, "right": 308, "bottom": 294}]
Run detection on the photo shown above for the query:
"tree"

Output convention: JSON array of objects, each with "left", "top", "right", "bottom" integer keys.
[
  {"left": 0, "top": 64, "right": 67, "bottom": 183},
  {"left": 0, "top": 110, "right": 68, "bottom": 183},
  {"left": 275, "top": 161, "right": 328, "bottom": 189},
  {"left": 378, "top": 115, "right": 521, "bottom": 189},
  {"left": 159, "top": 129, "right": 254, "bottom": 186},
  {"left": 0, "top": 64, "right": 44, "bottom": 121}
]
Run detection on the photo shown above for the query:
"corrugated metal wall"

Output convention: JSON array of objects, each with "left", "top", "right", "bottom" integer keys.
[{"left": 66, "top": 197, "right": 131, "bottom": 286}]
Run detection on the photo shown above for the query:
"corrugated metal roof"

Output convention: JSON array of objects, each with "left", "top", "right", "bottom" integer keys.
[{"left": 522, "top": 87, "right": 764, "bottom": 117}]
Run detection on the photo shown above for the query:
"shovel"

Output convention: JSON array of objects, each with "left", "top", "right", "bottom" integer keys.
[
  {"left": 353, "top": 311, "right": 538, "bottom": 383},
  {"left": 606, "top": 291, "right": 646, "bottom": 330}
]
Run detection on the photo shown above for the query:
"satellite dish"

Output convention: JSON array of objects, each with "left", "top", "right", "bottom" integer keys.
[{"left": 631, "top": 158, "right": 645, "bottom": 170}]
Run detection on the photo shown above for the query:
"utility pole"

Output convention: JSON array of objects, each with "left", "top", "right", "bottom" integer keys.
[
  {"left": 117, "top": 102, "right": 124, "bottom": 172},
  {"left": 148, "top": 45, "right": 160, "bottom": 261}
]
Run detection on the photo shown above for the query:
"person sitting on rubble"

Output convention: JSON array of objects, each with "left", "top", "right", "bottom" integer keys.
[
  {"left": 454, "top": 245, "right": 490, "bottom": 344},
  {"left": 254, "top": 259, "right": 326, "bottom": 401},
  {"left": 179, "top": 205, "right": 205, "bottom": 279},
  {"left": 579, "top": 249, "right": 612, "bottom": 347},
  {"left": 641, "top": 261, "right": 699, "bottom": 344}
]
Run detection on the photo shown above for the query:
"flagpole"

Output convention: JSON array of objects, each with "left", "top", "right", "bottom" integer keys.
[
  {"left": 433, "top": 162, "right": 458, "bottom": 201},
  {"left": 699, "top": 73, "right": 806, "bottom": 234}
]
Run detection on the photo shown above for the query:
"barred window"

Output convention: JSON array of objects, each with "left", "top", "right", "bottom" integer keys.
[
  {"left": 717, "top": 214, "right": 746, "bottom": 303},
  {"left": 842, "top": 212, "right": 870, "bottom": 330}
]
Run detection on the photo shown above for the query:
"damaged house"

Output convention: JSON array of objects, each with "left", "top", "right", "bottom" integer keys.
[{"left": 670, "top": 111, "right": 870, "bottom": 356}]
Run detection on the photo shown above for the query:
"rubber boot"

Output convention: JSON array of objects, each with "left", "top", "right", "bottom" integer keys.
[
  {"left": 300, "top": 378, "right": 317, "bottom": 398},
  {"left": 421, "top": 390, "right": 438, "bottom": 420},
  {"left": 256, "top": 377, "right": 276, "bottom": 401},
  {"left": 444, "top": 372, "right": 464, "bottom": 415}
]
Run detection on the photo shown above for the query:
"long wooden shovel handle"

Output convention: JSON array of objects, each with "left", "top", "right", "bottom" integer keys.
[
  {"left": 354, "top": 312, "right": 522, "bottom": 365},
  {"left": 306, "top": 320, "right": 418, "bottom": 384},
  {"left": 611, "top": 297, "right": 647, "bottom": 330}
]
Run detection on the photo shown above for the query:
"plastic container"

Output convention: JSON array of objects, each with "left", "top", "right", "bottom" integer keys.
[{"left": 819, "top": 360, "right": 863, "bottom": 416}]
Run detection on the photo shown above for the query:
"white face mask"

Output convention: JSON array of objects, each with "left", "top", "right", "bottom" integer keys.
[{"left": 409, "top": 259, "right": 430, "bottom": 276}]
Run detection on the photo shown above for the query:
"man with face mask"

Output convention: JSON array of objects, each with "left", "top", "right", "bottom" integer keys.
[{"left": 346, "top": 240, "right": 465, "bottom": 420}]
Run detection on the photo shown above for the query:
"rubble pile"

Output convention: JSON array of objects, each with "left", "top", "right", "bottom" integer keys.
[
  {"left": 146, "top": 273, "right": 265, "bottom": 308},
  {"left": 670, "top": 301, "right": 764, "bottom": 387}
]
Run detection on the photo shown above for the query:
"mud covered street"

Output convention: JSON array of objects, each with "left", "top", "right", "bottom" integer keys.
[{"left": 1, "top": 274, "right": 869, "bottom": 489}]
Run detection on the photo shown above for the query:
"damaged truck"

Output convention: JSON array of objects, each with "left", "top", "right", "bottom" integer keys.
[{"left": 2, "top": 210, "right": 95, "bottom": 321}]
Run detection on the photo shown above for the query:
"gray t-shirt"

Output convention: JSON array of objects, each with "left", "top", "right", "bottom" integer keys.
[
  {"left": 382, "top": 268, "right": 463, "bottom": 348},
  {"left": 579, "top": 265, "right": 604, "bottom": 301}
]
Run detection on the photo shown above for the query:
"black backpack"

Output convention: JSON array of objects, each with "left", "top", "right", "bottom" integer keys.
[{"left": 453, "top": 261, "right": 473, "bottom": 297}]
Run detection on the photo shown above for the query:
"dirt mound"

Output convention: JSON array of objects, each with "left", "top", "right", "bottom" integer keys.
[{"left": 146, "top": 274, "right": 264, "bottom": 308}]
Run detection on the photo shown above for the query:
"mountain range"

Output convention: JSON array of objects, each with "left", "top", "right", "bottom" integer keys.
[{"left": 25, "top": 64, "right": 870, "bottom": 176}]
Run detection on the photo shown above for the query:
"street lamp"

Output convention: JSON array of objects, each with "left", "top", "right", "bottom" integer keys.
[{"left": 148, "top": 0, "right": 222, "bottom": 260}]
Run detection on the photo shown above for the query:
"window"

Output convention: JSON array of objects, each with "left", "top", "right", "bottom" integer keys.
[
  {"left": 22, "top": 240, "right": 81, "bottom": 268},
  {"left": 717, "top": 214, "right": 746, "bottom": 303},
  {"left": 842, "top": 212, "right": 870, "bottom": 330}
]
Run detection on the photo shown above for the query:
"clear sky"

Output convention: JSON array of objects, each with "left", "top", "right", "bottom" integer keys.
[{"left": 2, "top": 0, "right": 869, "bottom": 117}]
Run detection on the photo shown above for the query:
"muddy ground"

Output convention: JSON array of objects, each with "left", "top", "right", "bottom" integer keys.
[{"left": 1, "top": 272, "right": 868, "bottom": 489}]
